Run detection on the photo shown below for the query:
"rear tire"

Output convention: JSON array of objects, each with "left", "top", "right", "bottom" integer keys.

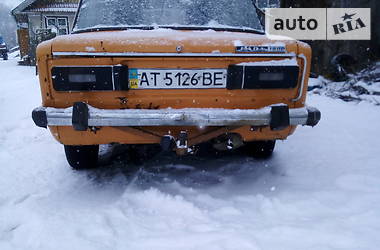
[
  {"left": 3, "top": 53, "right": 8, "bottom": 60},
  {"left": 244, "top": 140, "right": 276, "bottom": 159},
  {"left": 64, "top": 145, "right": 99, "bottom": 170}
]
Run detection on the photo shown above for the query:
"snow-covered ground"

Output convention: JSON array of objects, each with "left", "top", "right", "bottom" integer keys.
[
  {"left": 309, "top": 62, "right": 380, "bottom": 105},
  {"left": 1, "top": 58, "right": 380, "bottom": 250}
]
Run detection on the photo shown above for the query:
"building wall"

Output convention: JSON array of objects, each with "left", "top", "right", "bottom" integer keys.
[
  {"left": 25, "top": 11, "right": 76, "bottom": 64},
  {"left": 17, "top": 28, "right": 29, "bottom": 58}
]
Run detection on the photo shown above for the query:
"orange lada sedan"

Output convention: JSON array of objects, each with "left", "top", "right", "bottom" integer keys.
[{"left": 32, "top": 0, "right": 321, "bottom": 169}]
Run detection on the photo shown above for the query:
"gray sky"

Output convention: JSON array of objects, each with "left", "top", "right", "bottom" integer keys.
[{"left": 3, "top": 0, "right": 23, "bottom": 8}]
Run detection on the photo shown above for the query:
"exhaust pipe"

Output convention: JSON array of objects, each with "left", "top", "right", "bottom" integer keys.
[
  {"left": 213, "top": 133, "right": 244, "bottom": 151},
  {"left": 160, "top": 135, "right": 175, "bottom": 152}
]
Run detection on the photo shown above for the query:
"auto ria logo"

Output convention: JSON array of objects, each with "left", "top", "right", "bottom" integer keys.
[
  {"left": 332, "top": 12, "right": 366, "bottom": 35},
  {"left": 265, "top": 8, "right": 371, "bottom": 40}
]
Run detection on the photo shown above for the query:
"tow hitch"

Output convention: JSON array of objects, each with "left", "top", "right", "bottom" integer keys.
[
  {"left": 176, "top": 131, "right": 189, "bottom": 156},
  {"left": 160, "top": 131, "right": 191, "bottom": 156}
]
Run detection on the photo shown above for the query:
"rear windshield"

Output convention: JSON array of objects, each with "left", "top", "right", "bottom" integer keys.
[
  {"left": 74, "top": 0, "right": 263, "bottom": 32},
  {"left": 0, "top": 37, "right": 4, "bottom": 44}
]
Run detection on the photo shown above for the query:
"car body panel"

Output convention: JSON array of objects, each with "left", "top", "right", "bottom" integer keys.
[{"left": 36, "top": 29, "right": 312, "bottom": 146}]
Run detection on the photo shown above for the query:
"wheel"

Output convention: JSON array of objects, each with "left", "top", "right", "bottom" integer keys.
[
  {"left": 243, "top": 140, "right": 276, "bottom": 159},
  {"left": 329, "top": 54, "right": 356, "bottom": 81},
  {"left": 64, "top": 145, "right": 99, "bottom": 170},
  {"left": 2, "top": 53, "right": 8, "bottom": 60}
]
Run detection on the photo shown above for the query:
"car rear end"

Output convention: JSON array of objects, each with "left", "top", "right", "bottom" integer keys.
[
  {"left": 31, "top": 0, "right": 320, "bottom": 169},
  {"left": 33, "top": 30, "right": 320, "bottom": 148}
]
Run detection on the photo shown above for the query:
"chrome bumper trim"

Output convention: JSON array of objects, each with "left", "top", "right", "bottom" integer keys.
[
  {"left": 292, "top": 54, "right": 308, "bottom": 102},
  {"left": 52, "top": 52, "right": 296, "bottom": 58},
  {"left": 32, "top": 104, "right": 320, "bottom": 129}
]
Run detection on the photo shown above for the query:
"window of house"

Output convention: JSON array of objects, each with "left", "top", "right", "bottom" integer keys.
[
  {"left": 47, "top": 18, "right": 56, "bottom": 26},
  {"left": 58, "top": 18, "right": 67, "bottom": 26},
  {"left": 254, "top": 0, "right": 279, "bottom": 8},
  {"left": 45, "top": 17, "right": 69, "bottom": 35}
]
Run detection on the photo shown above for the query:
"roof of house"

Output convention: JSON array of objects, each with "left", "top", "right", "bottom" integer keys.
[
  {"left": 27, "top": 3, "right": 78, "bottom": 13},
  {"left": 12, "top": 0, "right": 36, "bottom": 15},
  {"left": 12, "top": 0, "right": 79, "bottom": 15}
]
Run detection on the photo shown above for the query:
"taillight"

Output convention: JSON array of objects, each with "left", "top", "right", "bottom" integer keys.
[
  {"left": 51, "top": 66, "right": 128, "bottom": 91},
  {"left": 227, "top": 64, "right": 299, "bottom": 89}
]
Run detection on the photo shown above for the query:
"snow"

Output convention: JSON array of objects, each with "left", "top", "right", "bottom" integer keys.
[
  {"left": 85, "top": 46, "right": 96, "bottom": 52},
  {"left": 8, "top": 50, "right": 20, "bottom": 60},
  {"left": 309, "top": 63, "right": 380, "bottom": 105},
  {"left": 233, "top": 40, "right": 244, "bottom": 46},
  {"left": 237, "top": 58, "right": 298, "bottom": 66},
  {"left": 261, "top": 41, "right": 286, "bottom": 47},
  {"left": 308, "top": 76, "right": 325, "bottom": 88},
  {"left": 1, "top": 58, "right": 380, "bottom": 250},
  {"left": 355, "top": 80, "right": 380, "bottom": 94},
  {"left": 265, "top": 33, "right": 296, "bottom": 41},
  {"left": 28, "top": 7, "right": 77, "bottom": 13},
  {"left": 56, "top": 29, "right": 297, "bottom": 50}
]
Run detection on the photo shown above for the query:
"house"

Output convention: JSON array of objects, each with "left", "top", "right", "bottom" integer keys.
[
  {"left": 11, "top": 0, "right": 279, "bottom": 66},
  {"left": 12, "top": 0, "right": 79, "bottom": 65}
]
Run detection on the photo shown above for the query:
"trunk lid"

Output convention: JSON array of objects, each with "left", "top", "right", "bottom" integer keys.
[{"left": 51, "top": 29, "right": 298, "bottom": 54}]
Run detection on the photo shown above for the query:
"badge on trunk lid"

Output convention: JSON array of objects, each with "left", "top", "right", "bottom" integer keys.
[{"left": 235, "top": 45, "right": 287, "bottom": 53}]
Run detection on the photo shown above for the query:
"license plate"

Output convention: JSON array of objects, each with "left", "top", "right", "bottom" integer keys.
[{"left": 129, "top": 69, "right": 227, "bottom": 89}]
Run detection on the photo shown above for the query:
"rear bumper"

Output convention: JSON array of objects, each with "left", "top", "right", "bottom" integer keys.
[{"left": 32, "top": 102, "right": 321, "bottom": 131}]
